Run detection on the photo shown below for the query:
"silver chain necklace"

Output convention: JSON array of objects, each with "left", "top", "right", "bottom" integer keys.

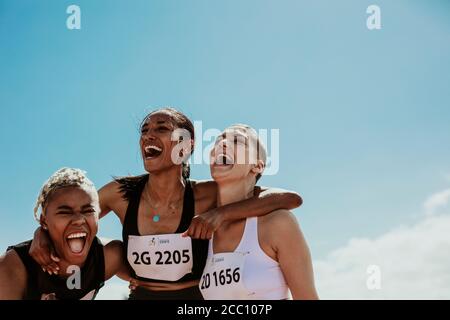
[{"left": 144, "top": 183, "right": 182, "bottom": 222}]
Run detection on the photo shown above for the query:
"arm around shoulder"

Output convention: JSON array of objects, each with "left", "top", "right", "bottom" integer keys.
[{"left": 257, "top": 186, "right": 303, "bottom": 209}]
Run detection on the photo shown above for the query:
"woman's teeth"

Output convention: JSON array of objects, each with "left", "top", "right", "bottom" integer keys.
[
  {"left": 145, "top": 145, "right": 162, "bottom": 152},
  {"left": 144, "top": 145, "right": 163, "bottom": 158},
  {"left": 67, "top": 232, "right": 87, "bottom": 254},
  {"left": 67, "top": 232, "right": 87, "bottom": 239}
]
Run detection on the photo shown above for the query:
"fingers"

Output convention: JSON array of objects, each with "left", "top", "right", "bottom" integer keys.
[
  {"left": 192, "top": 221, "right": 204, "bottom": 239},
  {"left": 200, "top": 224, "right": 209, "bottom": 240},
  {"left": 36, "top": 253, "right": 53, "bottom": 275},
  {"left": 46, "top": 262, "right": 60, "bottom": 275},
  {"left": 129, "top": 281, "right": 137, "bottom": 291},
  {"left": 184, "top": 217, "right": 214, "bottom": 239},
  {"left": 36, "top": 251, "right": 59, "bottom": 275},
  {"left": 43, "top": 249, "right": 60, "bottom": 275},
  {"left": 183, "top": 220, "right": 198, "bottom": 238},
  {"left": 205, "top": 229, "right": 214, "bottom": 240},
  {"left": 30, "top": 237, "right": 60, "bottom": 275},
  {"left": 50, "top": 251, "right": 61, "bottom": 262},
  {"left": 129, "top": 278, "right": 140, "bottom": 291}
]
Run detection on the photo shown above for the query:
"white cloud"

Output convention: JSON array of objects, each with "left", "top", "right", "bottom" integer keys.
[
  {"left": 314, "top": 190, "right": 450, "bottom": 299},
  {"left": 424, "top": 189, "right": 450, "bottom": 215}
]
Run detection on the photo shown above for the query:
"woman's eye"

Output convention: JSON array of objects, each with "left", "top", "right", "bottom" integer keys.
[
  {"left": 157, "top": 127, "right": 169, "bottom": 132},
  {"left": 56, "top": 211, "right": 72, "bottom": 215},
  {"left": 141, "top": 129, "right": 148, "bottom": 134}
]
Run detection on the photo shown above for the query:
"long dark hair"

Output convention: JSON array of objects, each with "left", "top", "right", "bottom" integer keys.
[{"left": 115, "top": 107, "right": 195, "bottom": 201}]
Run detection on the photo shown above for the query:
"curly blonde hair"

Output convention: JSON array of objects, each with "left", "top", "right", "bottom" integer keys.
[{"left": 33, "top": 167, "right": 97, "bottom": 222}]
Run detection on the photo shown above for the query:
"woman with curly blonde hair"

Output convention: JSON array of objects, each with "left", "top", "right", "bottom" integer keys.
[{"left": 0, "top": 168, "right": 128, "bottom": 300}]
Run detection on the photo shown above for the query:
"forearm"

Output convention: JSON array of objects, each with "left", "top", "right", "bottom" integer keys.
[
  {"left": 116, "top": 264, "right": 132, "bottom": 282},
  {"left": 104, "top": 240, "right": 130, "bottom": 281},
  {"left": 219, "top": 188, "right": 302, "bottom": 222}
]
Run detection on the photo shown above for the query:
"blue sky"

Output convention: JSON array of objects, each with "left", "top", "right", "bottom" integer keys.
[{"left": 1, "top": 0, "right": 450, "bottom": 298}]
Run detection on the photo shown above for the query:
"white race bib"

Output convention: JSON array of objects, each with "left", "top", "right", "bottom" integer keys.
[
  {"left": 127, "top": 233, "right": 193, "bottom": 281},
  {"left": 199, "top": 252, "right": 252, "bottom": 300}
]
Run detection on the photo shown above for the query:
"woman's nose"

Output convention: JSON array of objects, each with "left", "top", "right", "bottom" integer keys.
[
  {"left": 142, "top": 131, "right": 156, "bottom": 141},
  {"left": 71, "top": 213, "right": 85, "bottom": 225}
]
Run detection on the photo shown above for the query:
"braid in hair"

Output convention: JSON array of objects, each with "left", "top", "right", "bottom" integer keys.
[{"left": 33, "top": 167, "right": 96, "bottom": 222}]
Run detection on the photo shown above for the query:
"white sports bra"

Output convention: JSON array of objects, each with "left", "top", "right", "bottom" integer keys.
[{"left": 199, "top": 217, "right": 290, "bottom": 300}]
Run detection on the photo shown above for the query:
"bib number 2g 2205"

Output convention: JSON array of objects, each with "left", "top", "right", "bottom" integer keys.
[
  {"left": 132, "top": 249, "right": 190, "bottom": 265},
  {"left": 200, "top": 268, "right": 241, "bottom": 289}
]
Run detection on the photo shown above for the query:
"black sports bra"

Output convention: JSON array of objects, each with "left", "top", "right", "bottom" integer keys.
[
  {"left": 121, "top": 174, "right": 208, "bottom": 283},
  {"left": 7, "top": 237, "right": 105, "bottom": 300}
]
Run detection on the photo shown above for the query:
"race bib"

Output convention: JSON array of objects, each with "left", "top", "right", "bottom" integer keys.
[
  {"left": 127, "top": 233, "right": 193, "bottom": 281},
  {"left": 199, "top": 251, "right": 251, "bottom": 300}
]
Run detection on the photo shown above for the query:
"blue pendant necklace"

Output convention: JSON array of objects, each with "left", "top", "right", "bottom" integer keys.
[
  {"left": 145, "top": 183, "right": 181, "bottom": 223},
  {"left": 145, "top": 184, "right": 161, "bottom": 223}
]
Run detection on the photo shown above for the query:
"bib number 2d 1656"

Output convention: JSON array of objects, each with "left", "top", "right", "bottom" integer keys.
[{"left": 200, "top": 267, "right": 241, "bottom": 289}]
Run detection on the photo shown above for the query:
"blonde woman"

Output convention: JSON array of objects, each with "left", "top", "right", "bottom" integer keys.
[{"left": 199, "top": 125, "right": 318, "bottom": 300}]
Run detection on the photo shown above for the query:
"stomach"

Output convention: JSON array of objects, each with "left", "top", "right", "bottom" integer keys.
[{"left": 134, "top": 279, "right": 200, "bottom": 292}]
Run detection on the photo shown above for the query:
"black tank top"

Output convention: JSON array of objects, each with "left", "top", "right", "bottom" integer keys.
[
  {"left": 7, "top": 237, "right": 105, "bottom": 300},
  {"left": 121, "top": 175, "right": 208, "bottom": 283}
]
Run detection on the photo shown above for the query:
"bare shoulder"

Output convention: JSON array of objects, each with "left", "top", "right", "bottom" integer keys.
[
  {"left": 99, "top": 180, "right": 123, "bottom": 199},
  {"left": 98, "top": 180, "right": 128, "bottom": 219},
  {"left": 0, "top": 250, "right": 26, "bottom": 275},
  {"left": 259, "top": 209, "right": 299, "bottom": 229},
  {"left": 0, "top": 250, "right": 27, "bottom": 299},
  {"left": 192, "top": 179, "right": 217, "bottom": 199},
  {"left": 191, "top": 179, "right": 217, "bottom": 213}
]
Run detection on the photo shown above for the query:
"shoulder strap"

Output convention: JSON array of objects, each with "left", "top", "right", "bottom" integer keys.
[
  {"left": 122, "top": 175, "right": 148, "bottom": 239},
  {"left": 87, "top": 237, "right": 105, "bottom": 288},
  {"left": 176, "top": 179, "right": 195, "bottom": 233},
  {"left": 236, "top": 217, "right": 258, "bottom": 253}
]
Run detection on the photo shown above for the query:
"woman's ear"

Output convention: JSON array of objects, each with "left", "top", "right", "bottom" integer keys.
[
  {"left": 40, "top": 214, "right": 48, "bottom": 230},
  {"left": 251, "top": 159, "right": 265, "bottom": 175},
  {"left": 178, "top": 138, "right": 194, "bottom": 161}
]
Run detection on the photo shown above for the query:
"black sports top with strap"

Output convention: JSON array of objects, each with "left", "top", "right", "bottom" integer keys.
[
  {"left": 7, "top": 237, "right": 105, "bottom": 300},
  {"left": 121, "top": 174, "right": 208, "bottom": 283}
]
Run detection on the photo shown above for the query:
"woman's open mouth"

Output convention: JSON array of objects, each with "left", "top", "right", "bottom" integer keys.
[
  {"left": 66, "top": 232, "right": 88, "bottom": 254},
  {"left": 144, "top": 145, "right": 163, "bottom": 159}
]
